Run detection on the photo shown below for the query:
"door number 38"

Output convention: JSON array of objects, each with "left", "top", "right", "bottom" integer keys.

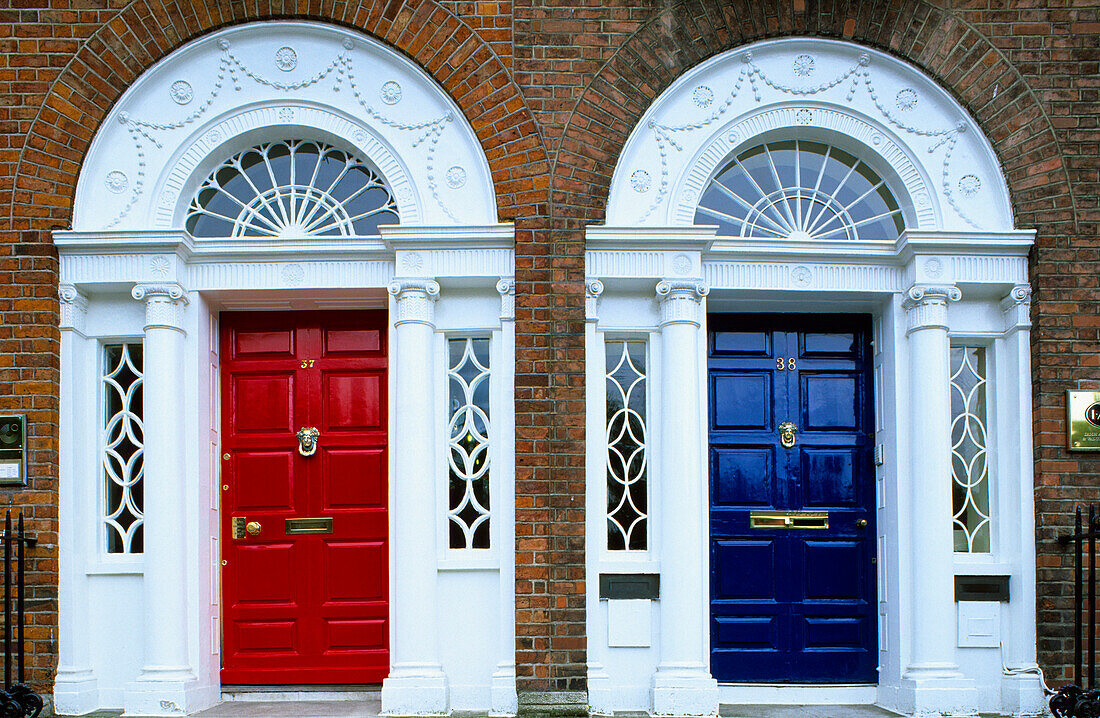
[{"left": 776, "top": 357, "right": 797, "bottom": 371}]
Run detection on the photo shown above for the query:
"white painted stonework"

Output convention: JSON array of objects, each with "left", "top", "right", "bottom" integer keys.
[
  {"left": 588, "top": 38, "right": 1045, "bottom": 718},
  {"left": 55, "top": 21, "right": 514, "bottom": 717}
]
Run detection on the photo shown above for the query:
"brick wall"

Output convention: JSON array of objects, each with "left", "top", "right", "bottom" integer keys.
[{"left": 0, "top": 0, "right": 1096, "bottom": 701}]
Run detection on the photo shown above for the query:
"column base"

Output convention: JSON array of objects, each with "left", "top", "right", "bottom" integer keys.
[
  {"left": 516, "top": 690, "right": 588, "bottom": 718},
  {"left": 53, "top": 668, "right": 98, "bottom": 715},
  {"left": 898, "top": 667, "right": 978, "bottom": 717},
  {"left": 123, "top": 667, "right": 202, "bottom": 716},
  {"left": 1001, "top": 671, "right": 1047, "bottom": 717},
  {"left": 587, "top": 662, "right": 614, "bottom": 717},
  {"left": 382, "top": 664, "right": 449, "bottom": 716},
  {"left": 489, "top": 663, "right": 518, "bottom": 716},
  {"left": 652, "top": 665, "right": 719, "bottom": 717}
]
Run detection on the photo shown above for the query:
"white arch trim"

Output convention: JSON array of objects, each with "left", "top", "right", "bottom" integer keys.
[
  {"left": 606, "top": 38, "right": 1014, "bottom": 233},
  {"left": 74, "top": 21, "right": 497, "bottom": 231}
]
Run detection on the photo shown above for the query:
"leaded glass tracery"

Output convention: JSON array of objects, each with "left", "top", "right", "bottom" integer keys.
[
  {"left": 951, "top": 345, "right": 990, "bottom": 553},
  {"left": 447, "top": 337, "right": 491, "bottom": 549},
  {"left": 606, "top": 340, "right": 648, "bottom": 551},
  {"left": 103, "top": 343, "right": 144, "bottom": 554},
  {"left": 186, "top": 139, "right": 398, "bottom": 238},
  {"left": 694, "top": 140, "right": 904, "bottom": 241}
]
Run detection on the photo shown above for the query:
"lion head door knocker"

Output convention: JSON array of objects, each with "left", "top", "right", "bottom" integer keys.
[
  {"left": 296, "top": 427, "right": 320, "bottom": 457},
  {"left": 778, "top": 421, "right": 797, "bottom": 449}
]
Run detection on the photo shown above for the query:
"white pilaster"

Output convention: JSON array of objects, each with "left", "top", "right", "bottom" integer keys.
[
  {"left": 55, "top": 286, "right": 99, "bottom": 715},
  {"left": 651, "top": 280, "right": 718, "bottom": 717},
  {"left": 491, "top": 277, "right": 518, "bottom": 717},
  {"left": 899, "top": 284, "right": 977, "bottom": 717},
  {"left": 124, "top": 283, "right": 199, "bottom": 716},
  {"left": 998, "top": 285, "right": 1046, "bottom": 716},
  {"left": 383, "top": 279, "right": 449, "bottom": 716}
]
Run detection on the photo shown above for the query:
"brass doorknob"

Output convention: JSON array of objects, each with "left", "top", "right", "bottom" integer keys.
[
  {"left": 857, "top": 519, "right": 868, "bottom": 529},
  {"left": 246, "top": 521, "right": 261, "bottom": 535}
]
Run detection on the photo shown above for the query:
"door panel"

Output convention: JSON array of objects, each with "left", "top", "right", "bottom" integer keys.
[
  {"left": 709, "top": 314, "right": 876, "bottom": 683},
  {"left": 221, "top": 311, "right": 389, "bottom": 684}
]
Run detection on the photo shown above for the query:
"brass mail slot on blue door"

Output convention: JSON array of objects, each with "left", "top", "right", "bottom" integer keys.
[
  {"left": 749, "top": 510, "right": 829, "bottom": 530},
  {"left": 285, "top": 517, "right": 334, "bottom": 534}
]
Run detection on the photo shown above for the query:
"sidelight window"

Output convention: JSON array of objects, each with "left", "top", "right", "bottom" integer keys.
[
  {"left": 605, "top": 339, "right": 648, "bottom": 551},
  {"left": 447, "top": 337, "right": 491, "bottom": 549},
  {"left": 950, "top": 345, "right": 990, "bottom": 553},
  {"left": 186, "top": 139, "right": 398, "bottom": 238},
  {"left": 694, "top": 140, "right": 904, "bottom": 241},
  {"left": 103, "top": 343, "right": 144, "bottom": 554}
]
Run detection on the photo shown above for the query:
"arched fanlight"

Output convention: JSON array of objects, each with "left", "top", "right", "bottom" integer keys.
[
  {"left": 694, "top": 140, "right": 904, "bottom": 241},
  {"left": 186, "top": 140, "right": 399, "bottom": 237}
]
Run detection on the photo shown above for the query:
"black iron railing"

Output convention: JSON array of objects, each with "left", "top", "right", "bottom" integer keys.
[
  {"left": 1051, "top": 503, "right": 1100, "bottom": 718},
  {"left": 0, "top": 510, "right": 41, "bottom": 718}
]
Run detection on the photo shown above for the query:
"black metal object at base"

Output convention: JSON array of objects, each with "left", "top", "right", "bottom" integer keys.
[
  {"left": 0, "top": 683, "right": 42, "bottom": 718},
  {"left": 1051, "top": 684, "right": 1100, "bottom": 718}
]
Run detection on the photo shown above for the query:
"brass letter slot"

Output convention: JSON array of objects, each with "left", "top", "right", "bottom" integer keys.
[
  {"left": 285, "top": 517, "right": 334, "bottom": 535},
  {"left": 750, "top": 510, "right": 829, "bottom": 530}
]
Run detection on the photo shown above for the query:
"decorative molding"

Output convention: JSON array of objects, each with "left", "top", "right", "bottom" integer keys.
[
  {"left": 585, "top": 279, "right": 605, "bottom": 323},
  {"left": 58, "top": 285, "right": 89, "bottom": 333},
  {"left": 902, "top": 284, "right": 960, "bottom": 334},
  {"left": 132, "top": 283, "right": 189, "bottom": 332},
  {"left": 74, "top": 22, "right": 497, "bottom": 231},
  {"left": 496, "top": 277, "right": 515, "bottom": 321},
  {"left": 1001, "top": 284, "right": 1032, "bottom": 331},
  {"left": 606, "top": 38, "right": 1015, "bottom": 233},
  {"left": 655, "top": 280, "right": 708, "bottom": 327},
  {"left": 388, "top": 278, "right": 440, "bottom": 326}
]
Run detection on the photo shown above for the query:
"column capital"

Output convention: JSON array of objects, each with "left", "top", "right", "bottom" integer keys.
[
  {"left": 656, "top": 280, "right": 708, "bottom": 327},
  {"left": 59, "top": 284, "right": 89, "bottom": 334},
  {"left": 902, "top": 284, "right": 960, "bottom": 334},
  {"left": 132, "top": 283, "right": 189, "bottom": 332},
  {"left": 388, "top": 278, "right": 440, "bottom": 326},
  {"left": 585, "top": 279, "right": 604, "bottom": 323},
  {"left": 1001, "top": 283, "right": 1032, "bottom": 330},
  {"left": 496, "top": 277, "right": 515, "bottom": 321}
]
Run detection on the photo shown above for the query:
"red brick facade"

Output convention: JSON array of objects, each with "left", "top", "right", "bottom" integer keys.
[{"left": 0, "top": 0, "right": 1096, "bottom": 701}]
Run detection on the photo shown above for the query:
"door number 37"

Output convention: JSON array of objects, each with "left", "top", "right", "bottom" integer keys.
[
  {"left": 776, "top": 357, "right": 797, "bottom": 371},
  {"left": 299, "top": 359, "right": 316, "bottom": 368}
]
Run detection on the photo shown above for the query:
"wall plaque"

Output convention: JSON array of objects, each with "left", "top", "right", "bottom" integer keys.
[{"left": 1067, "top": 391, "right": 1100, "bottom": 451}]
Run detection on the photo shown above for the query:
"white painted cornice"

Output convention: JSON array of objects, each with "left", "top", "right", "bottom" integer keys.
[
  {"left": 54, "top": 231, "right": 195, "bottom": 256},
  {"left": 585, "top": 225, "right": 717, "bottom": 251},
  {"left": 898, "top": 230, "right": 1034, "bottom": 259},
  {"left": 381, "top": 224, "right": 515, "bottom": 250}
]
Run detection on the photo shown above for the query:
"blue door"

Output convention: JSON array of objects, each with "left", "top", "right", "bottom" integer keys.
[{"left": 708, "top": 314, "right": 877, "bottom": 682}]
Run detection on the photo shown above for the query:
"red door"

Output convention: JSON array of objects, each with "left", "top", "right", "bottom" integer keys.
[{"left": 220, "top": 311, "right": 389, "bottom": 684}]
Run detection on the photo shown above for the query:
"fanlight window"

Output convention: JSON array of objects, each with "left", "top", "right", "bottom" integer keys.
[
  {"left": 694, "top": 140, "right": 904, "bottom": 241},
  {"left": 186, "top": 140, "right": 398, "bottom": 237}
]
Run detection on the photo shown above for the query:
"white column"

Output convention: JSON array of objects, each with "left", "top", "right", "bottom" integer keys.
[
  {"left": 125, "top": 283, "right": 198, "bottom": 716},
  {"left": 899, "top": 284, "right": 977, "bottom": 716},
  {"left": 999, "top": 285, "right": 1046, "bottom": 716},
  {"left": 382, "top": 278, "right": 449, "bottom": 716},
  {"left": 54, "top": 285, "right": 99, "bottom": 715},
  {"left": 651, "top": 280, "right": 718, "bottom": 717},
  {"left": 491, "top": 277, "right": 518, "bottom": 717}
]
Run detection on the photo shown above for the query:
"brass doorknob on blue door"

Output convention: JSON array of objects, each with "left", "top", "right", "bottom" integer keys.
[
  {"left": 857, "top": 519, "right": 868, "bottom": 529},
  {"left": 779, "top": 421, "right": 797, "bottom": 448}
]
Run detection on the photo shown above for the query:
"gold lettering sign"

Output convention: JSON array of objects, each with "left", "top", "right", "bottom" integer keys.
[{"left": 1067, "top": 391, "right": 1100, "bottom": 451}]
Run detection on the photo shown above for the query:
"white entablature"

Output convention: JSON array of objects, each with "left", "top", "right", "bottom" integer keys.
[
  {"left": 607, "top": 38, "right": 1013, "bottom": 233},
  {"left": 74, "top": 21, "right": 497, "bottom": 232}
]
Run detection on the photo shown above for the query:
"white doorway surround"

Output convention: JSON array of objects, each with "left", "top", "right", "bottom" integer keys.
[
  {"left": 54, "top": 21, "right": 515, "bottom": 717},
  {"left": 585, "top": 38, "right": 1045, "bottom": 718}
]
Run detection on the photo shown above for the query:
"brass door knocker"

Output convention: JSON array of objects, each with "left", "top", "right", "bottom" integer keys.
[
  {"left": 296, "top": 427, "right": 320, "bottom": 457},
  {"left": 779, "top": 421, "right": 797, "bottom": 448}
]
